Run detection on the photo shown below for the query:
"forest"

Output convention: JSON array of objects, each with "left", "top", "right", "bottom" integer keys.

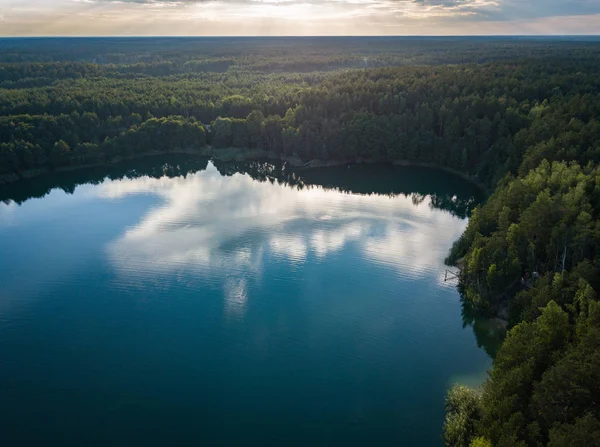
[{"left": 1, "top": 37, "right": 600, "bottom": 447}]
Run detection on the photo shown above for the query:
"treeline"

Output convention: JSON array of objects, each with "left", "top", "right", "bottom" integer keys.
[
  {"left": 2, "top": 53, "right": 599, "bottom": 194},
  {"left": 445, "top": 163, "right": 600, "bottom": 446},
  {"left": 3, "top": 37, "right": 598, "bottom": 66},
  {"left": 0, "top": 114, "right": 207, "bottom": 171}
]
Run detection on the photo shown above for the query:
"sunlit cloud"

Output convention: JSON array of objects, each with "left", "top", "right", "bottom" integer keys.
[{"left": 0, "top": 0, "right": 598, "bottom": 35}]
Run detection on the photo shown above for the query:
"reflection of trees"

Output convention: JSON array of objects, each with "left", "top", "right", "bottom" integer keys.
[
  {"left": 1, "top": 155, "right": 210, "bottom": 205},
  {"left": 459, "top": 287, "right": 506, "bottom": 358},
  {"left": 214, "top": 160, "right": 483, "bottom": 218},
  {"left": 2, "top": 157, "right": 482, "bottom": 219}
]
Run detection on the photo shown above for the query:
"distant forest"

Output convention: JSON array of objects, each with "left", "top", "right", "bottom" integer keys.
[
  {"left": 1, "top": 37, "right": 599, "bottom": 190},
  {"left": 1, "top": 37, "right": 600, "bottom": 447}
]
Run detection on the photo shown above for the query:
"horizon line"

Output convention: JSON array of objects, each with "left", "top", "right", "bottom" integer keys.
[{"left": 1, "top": 34, "right": 600, "bottom": 38}]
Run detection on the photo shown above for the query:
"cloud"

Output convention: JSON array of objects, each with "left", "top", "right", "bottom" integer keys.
[
  {"left": 81, "top": 0, "right": 191, "bottom": 3},
  {"left": 85, "top": 0, "right": 600, "bottom": 21},
  {"left": 480, "top": 1, "right": 600, "bottom": 21},
  {"left": 0, "top": 0, "right": 599, "bottom": 34}
]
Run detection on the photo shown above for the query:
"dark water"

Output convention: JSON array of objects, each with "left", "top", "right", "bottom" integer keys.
[{"left": 0, "top": 158, "right": 491, "bottom": 447}]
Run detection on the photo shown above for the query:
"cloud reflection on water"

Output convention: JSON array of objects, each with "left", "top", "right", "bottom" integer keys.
[{"left": 100, "top": 162, "right": 468, "bottom": 316}]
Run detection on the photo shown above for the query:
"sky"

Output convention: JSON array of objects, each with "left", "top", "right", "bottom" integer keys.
[{"left": 0, "top": 0, "right": 599, "bottom": 36}]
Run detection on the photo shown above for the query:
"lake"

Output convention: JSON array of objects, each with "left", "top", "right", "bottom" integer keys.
[{"left": 0, "top": 158, "right": 492, "bottom": 447}]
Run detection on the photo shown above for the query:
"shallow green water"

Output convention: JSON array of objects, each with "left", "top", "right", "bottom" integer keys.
[{"left": 0, "top": 158, "right": 491, "bottom": 446}]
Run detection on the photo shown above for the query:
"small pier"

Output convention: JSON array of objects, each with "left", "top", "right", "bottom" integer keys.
[{"left": 444, "top": 269, "right": 460, "bottom": 282}]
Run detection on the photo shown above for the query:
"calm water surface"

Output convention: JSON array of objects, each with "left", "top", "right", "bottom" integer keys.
[{"left": 0, "top": 159, "right": 491, "bottom": 447}]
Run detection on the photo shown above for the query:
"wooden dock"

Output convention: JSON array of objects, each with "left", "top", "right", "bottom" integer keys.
[{"left": 444, "top": 269, "right": 460, "bottom": 282}]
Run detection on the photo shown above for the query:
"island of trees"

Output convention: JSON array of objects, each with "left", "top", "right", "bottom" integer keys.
[{"left": 1, "top": 37, "right": 599, "bottom": 447}]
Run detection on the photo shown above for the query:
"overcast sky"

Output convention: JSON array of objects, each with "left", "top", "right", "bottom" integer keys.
[{"left": 1, "top": 0, "right": 599, "bottom": 36}]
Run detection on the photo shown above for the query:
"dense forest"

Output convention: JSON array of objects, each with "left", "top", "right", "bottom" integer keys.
[
  {"left": 1, "top": 37, "right": 600, "bottom": 447},
  {"left": 1, "top": 37, "right": 599, "bottom": 192}
]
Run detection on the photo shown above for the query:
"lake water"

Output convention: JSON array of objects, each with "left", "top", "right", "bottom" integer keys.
[{"left": 0, "top": 158, "right": 492, "bottom": 447}]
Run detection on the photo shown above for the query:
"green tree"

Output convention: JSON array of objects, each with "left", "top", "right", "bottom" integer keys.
[{"left": 443, "top": 385, "right": 483, "bottom": 447}]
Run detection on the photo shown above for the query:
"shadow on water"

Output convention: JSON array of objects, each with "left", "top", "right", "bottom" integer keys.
[
  {"left": 1, "top": 156, "right": 483, "bottom": 219},
  {"left": 458, "top": 287, "right": 507, "bottom": 359}
]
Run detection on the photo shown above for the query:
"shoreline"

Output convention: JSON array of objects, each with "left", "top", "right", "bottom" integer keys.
[{"left": 0, "top": 146, "right": 486, "bottom": 191}]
